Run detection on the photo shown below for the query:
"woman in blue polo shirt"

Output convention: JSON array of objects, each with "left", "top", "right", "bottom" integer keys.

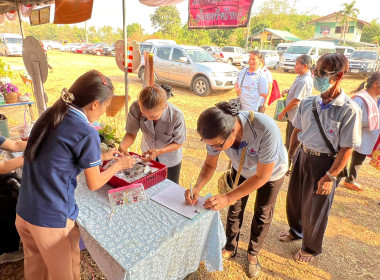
[
  {"left": 15, "top": 71, "right": 135, "bottom": 280},
  {"left": 185, "top": 100, "right": 287, "bottom": 278}
]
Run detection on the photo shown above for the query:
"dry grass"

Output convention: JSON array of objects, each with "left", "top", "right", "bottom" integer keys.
[{"left": 0, "top": 52, "right": 379, "bottom": 280}]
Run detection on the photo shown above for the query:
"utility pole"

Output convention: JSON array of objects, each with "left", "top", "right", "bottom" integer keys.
[{"left": 245, "top": 13, "right": 252, "bottom": 51}]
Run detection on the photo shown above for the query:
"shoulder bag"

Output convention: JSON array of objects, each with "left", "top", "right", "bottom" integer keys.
[{"left": 218, "top": 110, "right": 254, "bottom": 195}]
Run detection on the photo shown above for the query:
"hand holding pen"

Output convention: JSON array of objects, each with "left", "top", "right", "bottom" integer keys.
[{"left": 185, "top": 183, "right": 199, "bottom": 205}]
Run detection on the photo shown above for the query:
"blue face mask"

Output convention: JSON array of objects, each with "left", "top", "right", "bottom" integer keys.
[{"left": 313, "top": 76, "right": 332, "bottom": 93}]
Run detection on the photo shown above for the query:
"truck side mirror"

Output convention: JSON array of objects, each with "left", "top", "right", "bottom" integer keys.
[{"left": 179, "top": 57, "right": 188, "bottom": 63}]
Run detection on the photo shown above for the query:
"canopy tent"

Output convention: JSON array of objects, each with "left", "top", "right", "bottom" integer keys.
[{"left": 0, "top": 0, "right": 51, "bottom": 14}]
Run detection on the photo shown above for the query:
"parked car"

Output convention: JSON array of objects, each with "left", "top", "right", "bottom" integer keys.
[
  {"left": 134, "top": 42, "right": 161, "bottom": 77},
  {"left": 242, "top": 50, "right": 280, "bottom": 69},
  {"left": 103, "top": 43, "right": 115, "bottom": 56},
  {"left": 42, "top": 40, "right": 62, "bottom": 50},
  {"left": 0, "top": 33, "right": 22, "bottom": 56},
  {"left": 276, "top": 43, "right": 293, "bottom": 55},
  {"left": 280, "top": 40, "right": 335, "bottom": 72},
  {"left": 138, "top": 44, "right": 239, "bottom": 96},
  {"left": 60, "top": 43, "right": 80, "bottom": 52},
  {"left": 143, "top": 39, "right": 176, "bottom": 45},
  {"left": 219, "top": 46, "right": 246, "bottom": 65},
  {"left": 336, "top": 46, "right": 355, "bottom": 58},
  {"left": 348, "top": 50, "right": 380, "bottom": 76},
  {"left": 202, "top": 45, "right": 223, "bottom": 61},
  {"left": 87, "top": 43, "right": 106, "bottom": 55},
  {"left": 75, "top": 43, "right": 93, "bottom": 54}
]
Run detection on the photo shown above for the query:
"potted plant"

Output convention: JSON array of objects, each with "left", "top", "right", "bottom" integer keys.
[
  {"left": 0, "top": 82, "right": 19, "bottom": 104},
  {"left": 92, "top": 123, "right": 121, "bottom": 152}
]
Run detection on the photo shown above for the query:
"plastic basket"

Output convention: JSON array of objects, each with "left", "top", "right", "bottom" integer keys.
[{"left": 101, "top": 152, "right": 167, "bottom": 190}]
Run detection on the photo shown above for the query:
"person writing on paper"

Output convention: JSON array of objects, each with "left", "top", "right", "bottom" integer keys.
[
  {"left": 119, "top": 84, "right": 186, "bottom": 184},
  {"left": 277, "top": 55, "right": 313, "bottom": 149},
  {"left": 185, "top": 100, "right": 287, "bottom": 278},
  {"left": 342, "top": 72, "right": 380, "bottom": 191},
  {"left": 235, "top": 51, "right": 269, "bottom": 113},
  {"left": 16, "top": 71, "right": 135, "bottom": 280},
  {"left": 0, "top": 136, "right": 26, "bottom": 264}
]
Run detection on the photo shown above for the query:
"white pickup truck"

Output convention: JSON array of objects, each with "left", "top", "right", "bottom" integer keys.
[{"left": 219, "top": 46, "right": 246, "bottom": 65}]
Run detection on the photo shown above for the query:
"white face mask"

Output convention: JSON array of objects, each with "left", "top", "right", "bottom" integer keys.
[{"left": 313, "top": 76, "right": 332, "bottom": 93}]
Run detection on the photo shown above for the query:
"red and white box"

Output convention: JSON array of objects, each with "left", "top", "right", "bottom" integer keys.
[{"left": 101, "top": 152, "right": 167, "bottom": 190}]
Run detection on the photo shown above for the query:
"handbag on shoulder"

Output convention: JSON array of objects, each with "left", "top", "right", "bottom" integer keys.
[{"left": 217, "top": 111, "right": 254, "bottom": 196}]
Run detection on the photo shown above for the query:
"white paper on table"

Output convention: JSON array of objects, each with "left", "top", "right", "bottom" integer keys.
[{"left": 150, "top": 182, "right": 207, "bottom": 219}]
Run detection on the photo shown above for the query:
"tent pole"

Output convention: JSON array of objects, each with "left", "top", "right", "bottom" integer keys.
[
  {"left": 122, "top": 0, "right": 129, "bottom": 118},
  {"left": 15, "top": 0, "right": 24, "bottom": 39}
]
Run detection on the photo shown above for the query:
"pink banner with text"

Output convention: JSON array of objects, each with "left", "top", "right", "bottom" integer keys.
[{"left": 188, "top": 0, "right": 254, "bottom": 29}]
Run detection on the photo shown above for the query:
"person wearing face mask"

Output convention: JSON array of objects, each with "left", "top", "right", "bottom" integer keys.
[
  {"left": 278, "top": 53, "right": 362, "bottom": 264},
  {"left": 342, "top": 72, "right": 380, "bottom": 191},
  {"left": 119, "top": 84, "right": 186, "bottom": 184}
]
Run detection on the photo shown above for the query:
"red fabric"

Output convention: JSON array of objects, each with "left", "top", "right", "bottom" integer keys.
[{"left": 268, "top": 79, "right": 280, "bottom": 106}]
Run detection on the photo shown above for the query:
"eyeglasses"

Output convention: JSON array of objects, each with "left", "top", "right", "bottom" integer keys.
[
  {"left": 201, "top": 135, "right": 229, "bottom": 149},
  {"left": 313, "top": 69, "right": 340, "bottom": 78}
]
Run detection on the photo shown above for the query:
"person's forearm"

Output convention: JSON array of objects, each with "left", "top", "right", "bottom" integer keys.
[
  {"left": 158, "top": 143, "right": 182, "bottom": 155},
  {"left": 194, "top": 162, "right": 217, "bottom": 193},
  {"left": 0, "top": 157, "right": 23, "bottom": 174},
  {"left": 328, "top": 147, "right": 353, "bottom": 177},
  {"left": 281, "top": 99, "right": 300, "bottom": 114},
  {"left": 288, "top": 128, "right": 301, "bottom": 158},
  {"left": 263, "top": 83, "right": 273, "bottom": 106},
  {"left": 119, "top": 133, "right": 136, "bottom": 152},
  {"left": 14, "top": 141, "right": 27, "bottom": 152}
]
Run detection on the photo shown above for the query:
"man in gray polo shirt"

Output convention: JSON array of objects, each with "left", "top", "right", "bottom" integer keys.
[
  {"left": 279, "top": 53, "right": 362, "bottom": 264},
  {"left": 277, "top": 55, "right": 313, "bottom": 149}
]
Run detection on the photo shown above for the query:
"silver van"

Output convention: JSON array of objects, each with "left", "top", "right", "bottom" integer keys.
[
  {"left": 0, "top": 33, "right": 23, "bottom": 56},
  {"left": 336, "top": 46, "right": 355, "bottom": 58},
  {"left": 280, "top": 41, "right": 336, "bottom": 72}
]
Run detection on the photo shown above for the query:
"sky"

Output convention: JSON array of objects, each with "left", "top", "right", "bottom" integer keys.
[{"left": 78, "top": 0, "right": 379, "bottom": 34}]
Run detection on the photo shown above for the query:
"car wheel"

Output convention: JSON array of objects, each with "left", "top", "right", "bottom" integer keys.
[
  {"left": 47, "top": 46, "right": 52, "bottom": 50},
  {"left": 96, "top": 51, "right": 101, "bottom": 56},
  {"left": 193, "top": 76, "right": 211, "bottom": 96},
  {"left": 283, "top": 69, "right": 289, "bottom": 72},
  {"left": 227, "top": 58, "right": 233, "bottom": 65},
  {"left": 274, "top": 62, "right": 279, "bottom": 69}
]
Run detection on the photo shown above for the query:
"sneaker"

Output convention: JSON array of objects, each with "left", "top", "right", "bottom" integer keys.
[{"left": 0, "top": 248, "right": 24, "bottom": 264}]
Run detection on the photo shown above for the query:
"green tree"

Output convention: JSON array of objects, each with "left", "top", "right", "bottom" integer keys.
[
  {"left": 150, "top": 6, "right": 181, "bottom": 39},
  {"left": 361, "top": 20, "right": 380, "bottom": 45},
  {"left": 337, "top": 1, "right": 360, "bottom": 45},
  {"left": 178, "top": 24, "right": 210, "bottom": 45},
  {"left": 127, "top": 23, "right": 144, "bottom": 42}
]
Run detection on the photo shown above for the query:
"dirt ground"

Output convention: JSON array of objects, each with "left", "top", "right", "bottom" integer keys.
[{"left": 0, "top": 53, "right": 379, "bottom": 279}]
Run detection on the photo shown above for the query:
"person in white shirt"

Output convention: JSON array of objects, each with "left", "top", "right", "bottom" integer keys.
[
  {"left": 235, "top": 51, "right": 268, "bottom": 113},
  {"left": 278, "top": 55, "right": 313, "bottom": 149}
]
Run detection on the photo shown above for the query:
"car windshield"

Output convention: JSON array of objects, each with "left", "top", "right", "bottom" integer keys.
[
  {"left": 140, "top": 44, "right": 153, "bottom": 53},
  {"left": 4, "top": 38, "right": 22, "bottom": 44},
  {"left": 185, "top": 49, "right": 215, "bottom": 62},
  {"left": 277, "top": 47, "right": 287, "bottom": 51},
  {"left": 350, "top": 51, "right": 377, "bottom": 60},
  {"left": 286, "top": 46, "right": 311, "bottom": 54}
]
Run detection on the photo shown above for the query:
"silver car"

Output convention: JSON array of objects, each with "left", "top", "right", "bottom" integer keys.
[
  {"left": 139, "top": 45, "right": 239, "bottom": 96},
  {"left": 242, "top": 50, "right": 279, "bottom": 69}
]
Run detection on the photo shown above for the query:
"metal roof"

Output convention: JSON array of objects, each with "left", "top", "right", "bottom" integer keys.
[{"left": 249, "top": 28, "right": 301, "bottom": 42}]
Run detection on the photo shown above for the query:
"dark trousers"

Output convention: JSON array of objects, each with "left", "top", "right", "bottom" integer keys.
[
  {"left": 156, "top": 158, "right": 182, "bottom": 184},
  {"left": 0, "top": 174, "right": 20, "bottom": 254},
  {"left": 286, "top": 149, "right": 336, "bottom": 256},
  {"left": 285, "top": 120, "right": 295, "bottom": 150},
  {"left": 345, "top": 150, "right": 367, "bottom": 184},
  {"left": 224, "top": 168, "right": 284, "bottom": 256}
]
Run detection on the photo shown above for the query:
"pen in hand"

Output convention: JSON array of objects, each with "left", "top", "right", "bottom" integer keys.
[{"left": 190, "top": 183, "right": 194, "bottom": 207}]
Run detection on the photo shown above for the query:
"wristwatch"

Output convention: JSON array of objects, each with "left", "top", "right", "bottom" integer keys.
[{"left": 326, "top": 171, "right": 337, "bottom": 182}]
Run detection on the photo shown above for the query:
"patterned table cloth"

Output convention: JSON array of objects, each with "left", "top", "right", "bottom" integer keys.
[{"left": 75, "top": 175, "right": 226, "bottom": 280}]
